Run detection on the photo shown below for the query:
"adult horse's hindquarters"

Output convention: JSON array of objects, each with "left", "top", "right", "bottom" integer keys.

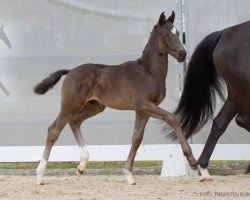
[{"left": 170, "top": 21, "right": 250, "bottom": 181}]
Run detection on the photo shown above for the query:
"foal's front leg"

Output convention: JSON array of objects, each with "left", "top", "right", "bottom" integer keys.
[
  {"left": 139, "top": 102, "right": 197, "bottom": 168},
  {"left": 124, "top": 113, "right": 149, "bottom": 185}
]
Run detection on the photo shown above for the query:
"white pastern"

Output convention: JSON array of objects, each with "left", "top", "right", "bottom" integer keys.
[
  {"left": 123, "top": 169, "right": 136, "bottom": 185},
  {"left": 78, "top": 146, "right": 90, "bottom": 173},
  {"left": 198, "top": 165, "right": 212, "bottom": 181},
  {"left": 36, "top": 158, "right": 47, "bottom": 185},
  {"left": 171, "top": 27, "right": 177, "bottom": 34}
]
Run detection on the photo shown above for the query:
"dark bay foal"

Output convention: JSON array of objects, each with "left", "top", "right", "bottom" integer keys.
[{"left": 34, "top": 12, "right": 197, "bottom": 185}]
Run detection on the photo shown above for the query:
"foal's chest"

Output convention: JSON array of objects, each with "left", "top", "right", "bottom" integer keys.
[{"left": 152, "top": 82, "right": 166, "bottom": 105}]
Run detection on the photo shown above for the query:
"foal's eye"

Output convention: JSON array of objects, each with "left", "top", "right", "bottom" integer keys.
[{"left": 164, "top": 34, "right": 170, "bottom": 40}]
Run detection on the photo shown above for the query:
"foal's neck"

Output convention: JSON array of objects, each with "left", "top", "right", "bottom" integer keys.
[{"left": 140, "top": 28, "right": 168, "bottom": 80}]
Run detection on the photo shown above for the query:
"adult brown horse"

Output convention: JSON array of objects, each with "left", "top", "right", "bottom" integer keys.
[
  {"left": 169, "top": 21, "right": 250, "bottom": 181},
  {"left": 34, "top": 12, "right": 197, "bottom": 185}
]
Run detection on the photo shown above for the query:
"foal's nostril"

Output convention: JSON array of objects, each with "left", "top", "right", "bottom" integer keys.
[{"left": 179, "top": 50, "right": 187, "bottom": 60}]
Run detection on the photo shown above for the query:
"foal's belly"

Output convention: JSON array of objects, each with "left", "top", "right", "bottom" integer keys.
[
  {"left": 90, "top": 96, "right": 134, "bottom": 110},
  {"left": 88, "top": 87, "right": 135, "bottom": 110}
]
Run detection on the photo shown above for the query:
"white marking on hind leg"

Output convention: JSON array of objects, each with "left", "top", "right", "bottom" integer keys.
[
  {"left": 123, "top": 169, "right": 136, "bottom": 185},
  {"left": 36, "top": 158, "right": 47, "bottom": 185},
  {"left": 77, "top": 146, "right": 90, "bottom": 175},
  {"left": 198, "top": 165, "right": 212, "bottom": 182}
]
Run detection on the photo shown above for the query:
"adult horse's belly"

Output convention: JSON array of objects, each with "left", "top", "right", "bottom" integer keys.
[{"left": 238, "top": 90, "right": 250, "bottom": 116}]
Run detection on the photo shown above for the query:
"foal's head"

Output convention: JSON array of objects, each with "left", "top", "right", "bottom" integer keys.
[{"left": 156, "top": 11, "right": 186, "bottom": 62}]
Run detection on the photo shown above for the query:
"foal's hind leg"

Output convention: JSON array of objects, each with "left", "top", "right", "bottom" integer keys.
[
  {"left": 197, "top": 98, "right": 237, "bottom": 181},
  {"left": 124, "top": 113, "right": 149, "bottom": 185},
  {"left": 68, "top": 101, "right": 106, "bottom": 176},
  {"left": 36, "top": 90, "right": 85, "bottom": 185},
  {"left": 36, "top": 111, "right": 73, "bottom": 185}
]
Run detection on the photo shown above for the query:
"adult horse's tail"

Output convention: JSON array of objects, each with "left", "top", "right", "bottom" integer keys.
[
  {"left": 169, "top": 31, "right": 225, "bottom": 140},
  {"left": 34, "top": 69, "right": 70, "bottom": 95}
]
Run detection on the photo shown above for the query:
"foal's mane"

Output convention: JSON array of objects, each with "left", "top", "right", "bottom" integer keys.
[{"left": 142, "top": 25, "right": 158, "bottom": 55}]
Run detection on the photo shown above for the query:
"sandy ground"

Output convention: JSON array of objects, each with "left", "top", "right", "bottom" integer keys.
[{"left": 0, "top": 174, "right": 249, "bottom": 200}]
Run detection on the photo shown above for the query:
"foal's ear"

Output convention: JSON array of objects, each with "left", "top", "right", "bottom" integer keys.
[
  {"left": 167, "top": 11, "right": 175, "bottom": 24},
  {"left": 158, "top": 12, "right": 166, "bottom": 26}
]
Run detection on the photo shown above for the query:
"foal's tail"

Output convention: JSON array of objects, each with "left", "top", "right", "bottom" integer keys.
[
  {"left": 168, "top": 31, "right": 225, "bottom": 140},
  {"left": 33, "top": 69, "right": 70, "bottom": 95}
]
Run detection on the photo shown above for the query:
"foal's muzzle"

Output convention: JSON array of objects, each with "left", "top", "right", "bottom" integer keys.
[{"left": 176, "top": 50, "right": 187, "bottom": 62}]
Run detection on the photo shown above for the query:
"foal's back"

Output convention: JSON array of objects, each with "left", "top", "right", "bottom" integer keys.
[{"left": 61, "top": 60, "right": 157, "bottom": 110}]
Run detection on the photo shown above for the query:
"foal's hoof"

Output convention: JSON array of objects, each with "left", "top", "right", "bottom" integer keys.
[
  {"left": 189, "top": 159, "right": 198, "bottom": 170},
  {"left": 199, "top": 177, "right": 213, "bottom": 182},
  {"left": 127, "top": 178, "right": 136, "bottom": 185},
  {"left": 37, "top": 181, "right": 45, "bottom": 185},
  {"left": 123, "top": 169, "right": 136, "bottom": 185},
  {"left": 36, "top": 178, "right": 45, "bottom": 185},
  {"left": 36, "top": 174, "right": 45, "bottom": 185},
  {"left": 77, "top": 166, "right": 85, "bottom": 176},
  {"left": 77, "top": 169, "right": 85, "bottom": 176}
]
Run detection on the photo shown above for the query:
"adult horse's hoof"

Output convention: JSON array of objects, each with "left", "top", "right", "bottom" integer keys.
[
  {"left": 123, "top": 169, "right": 136, "bottom": 185},
  {"left": 198, "top": 165, "right": 212, "bottom": 182}
]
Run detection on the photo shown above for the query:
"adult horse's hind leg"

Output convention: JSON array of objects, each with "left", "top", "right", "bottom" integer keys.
[
  {"left": 235, "top": 115, "right": 250, "bottom": 175},
  {"left": 123, "top": 113, "right": 149, "bottom": 185},
  {"left": 68, "top": 101, "right": 106, "bottom": 176},
  {"left": 197, "top": 98, "right": 237, "bottom": 181}
]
